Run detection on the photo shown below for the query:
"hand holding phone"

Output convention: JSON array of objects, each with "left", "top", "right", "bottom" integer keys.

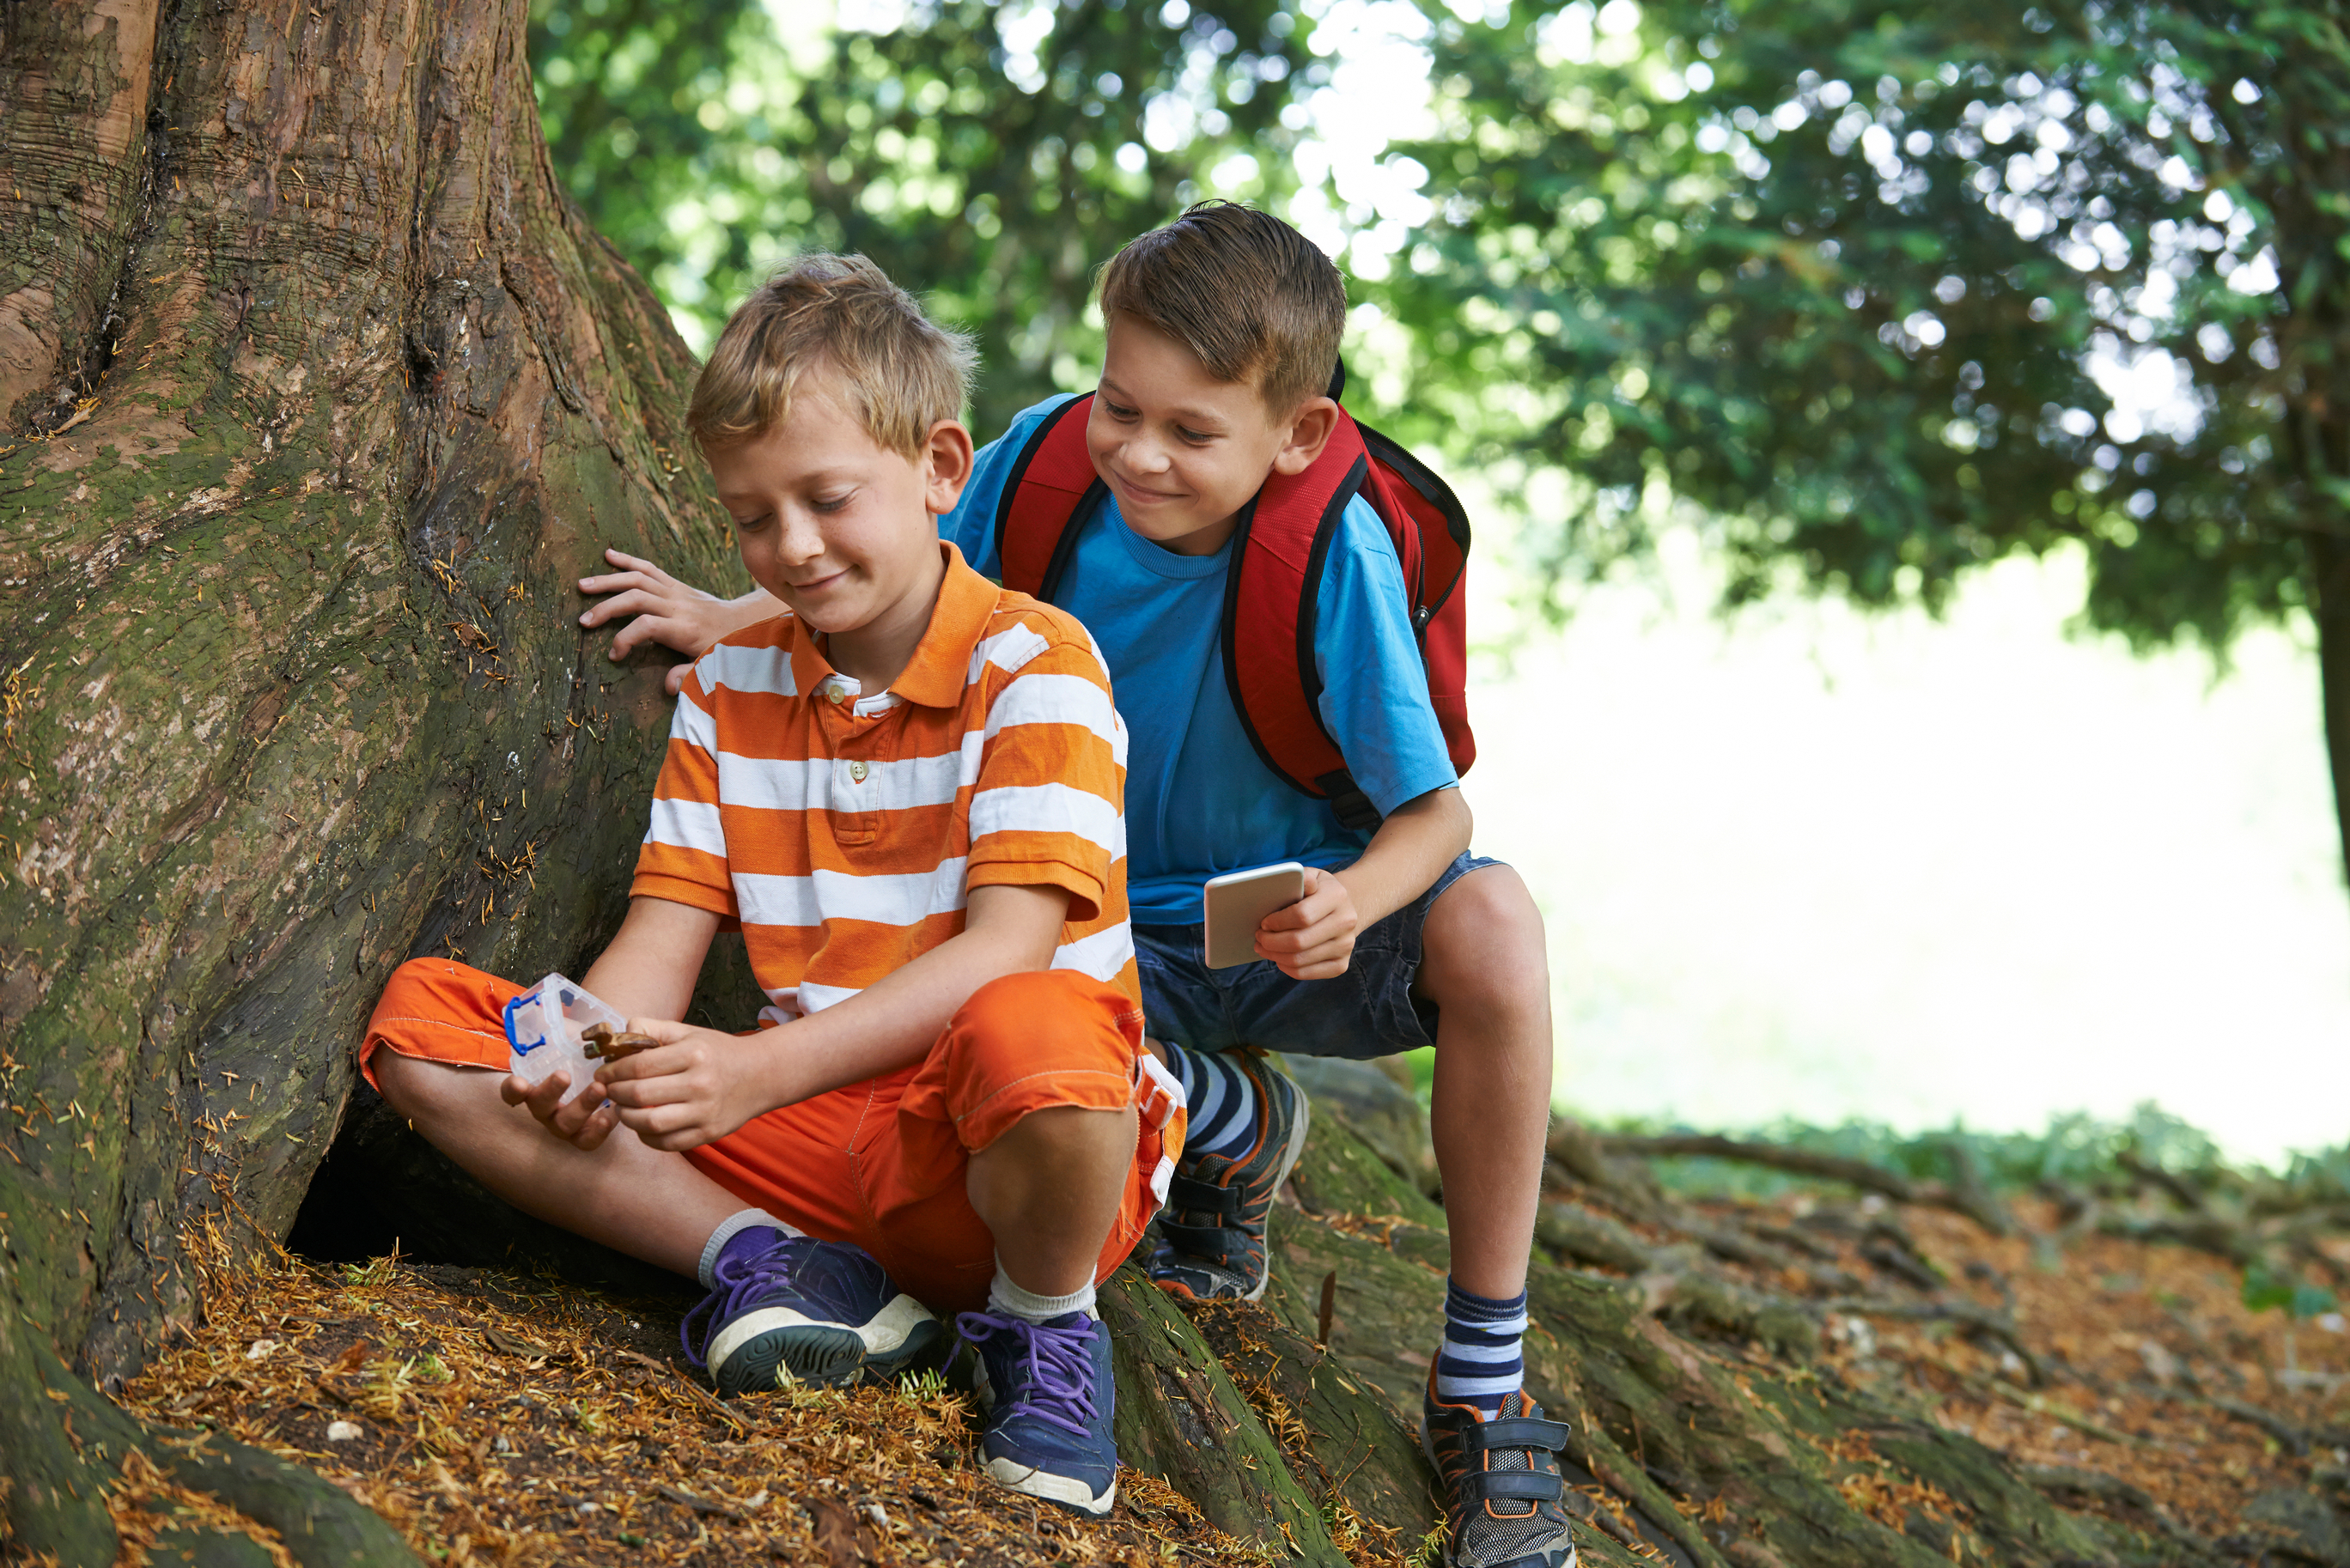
[
  {"left": 1249, "top": 867, "right": 1364, "bottom": 981},
  {"left": 1202, "top": 862, "right": 1307, "bottom": 969}
]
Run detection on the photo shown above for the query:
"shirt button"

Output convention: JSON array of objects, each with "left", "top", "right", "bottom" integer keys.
[
  {"left": 849, "top": 760, "right": 868, "bottom": 783},
  {"left": 830, "top": 689, "right": 846, "bottom": 705}
]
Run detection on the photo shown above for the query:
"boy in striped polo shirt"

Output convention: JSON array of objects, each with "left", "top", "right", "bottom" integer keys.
[{"left": 358, "top": 254, "right": 1178, "bottom": 1516}]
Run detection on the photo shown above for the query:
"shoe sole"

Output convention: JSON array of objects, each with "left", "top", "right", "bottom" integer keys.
[
  {"left": 984, "top": 1456, "right": 1117, "bottom": 1516},
  {"left": 710, "top": 1293, "right": 945, "bottom": 1395}
]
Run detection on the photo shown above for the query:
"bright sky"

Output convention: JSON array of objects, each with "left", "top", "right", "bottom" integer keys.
[{"left": 1466, "top": 535, "right": 2350, "bottom": 1167}]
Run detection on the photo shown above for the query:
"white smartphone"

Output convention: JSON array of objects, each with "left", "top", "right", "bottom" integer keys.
[{"left": 1202, "top": 861, "right": 1307, "bottom": 970}]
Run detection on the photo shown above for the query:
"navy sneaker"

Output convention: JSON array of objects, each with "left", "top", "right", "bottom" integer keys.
[
  {"left": 955, "top": 1310, "right": 1118, "bottom": 1515},
  {"left": 681, "top": 1233, "right": 944, "bottom": 1395},
  {"left": 1148, "top": 1050, "right": 1311, "bottom": 1302}
]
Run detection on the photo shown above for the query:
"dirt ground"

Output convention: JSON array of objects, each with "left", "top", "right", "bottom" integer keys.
[
  {"left": 101, "top": 1188, "right": 2350, "bottom": 1567},
  {"left": 107, "top": 1229, "right": 1248, "bottom": 1567},
  {"left": 1684, "top": 1192, "right": 2350, "bottom": 1558}
]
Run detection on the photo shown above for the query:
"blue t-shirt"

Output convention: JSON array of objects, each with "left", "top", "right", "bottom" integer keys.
[{"left": 941, "top": 396, "right": 1458, "bottom": 925}]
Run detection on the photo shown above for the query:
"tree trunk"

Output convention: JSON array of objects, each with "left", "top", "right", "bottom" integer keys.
[
  {"left": 2310, "top": 528, "right": 2350, "bottom": 894},
  {"left": 0, "top": 0, "right": 741, "bottom": 1554}
]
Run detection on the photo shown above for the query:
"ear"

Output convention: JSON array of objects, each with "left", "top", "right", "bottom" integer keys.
[
  {"left": 1269, "top": 397, "right": 1341, "bottom": 477},
  {"left": 921, "top": 419, "right": 977, "bottom": 516}
]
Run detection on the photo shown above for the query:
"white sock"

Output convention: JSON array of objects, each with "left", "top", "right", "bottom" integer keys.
[
  {"left": 697, "top": 1207, "right": 800, "bottom": 1289},
  {"left": 988, "top": 1262, "right": 1097, "bottom": 1322}
]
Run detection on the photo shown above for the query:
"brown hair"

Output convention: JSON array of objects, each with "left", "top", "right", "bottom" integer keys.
[
  {"left": 687, "top": 252, "right": 975, "bottom": 453},
  {"left": 1096, "top": 201, "right": 1347, "bottom": 415}
]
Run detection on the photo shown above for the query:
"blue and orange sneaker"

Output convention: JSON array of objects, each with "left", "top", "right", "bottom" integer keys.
[
  {"left": 1147, "top": 1050, "right": 1311, "bottom": 1302},
  {"left": 682, "top": 1232, "right": 943, "bottom": 1395},
  {"left": 955, "top": 1310, "right": 1119, "bottom": 1515},
  {"left": 1422, "top": 1372, "right": 1580, "bottom": 1567}
]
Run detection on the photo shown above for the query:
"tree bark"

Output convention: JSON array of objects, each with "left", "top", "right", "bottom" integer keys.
[
  {"left": 0, "top": 0, "right": 741, "bottom": 1554},
  {"left": 2310, "top": 528, "right": 2350, "bottom": 894}
]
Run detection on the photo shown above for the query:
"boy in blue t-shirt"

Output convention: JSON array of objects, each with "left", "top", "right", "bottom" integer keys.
[{"left": 586, "top": 205, "right": 1573, "bottom": 1568}]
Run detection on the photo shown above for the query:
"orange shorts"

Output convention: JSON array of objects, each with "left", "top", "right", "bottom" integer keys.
[{"left": 359, "top": 959, "right": 1186, "bottom": 1313}]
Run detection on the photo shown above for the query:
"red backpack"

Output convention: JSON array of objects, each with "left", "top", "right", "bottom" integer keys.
[{"left": 992, "top": 383, "right": 1475, "bottom": 831}]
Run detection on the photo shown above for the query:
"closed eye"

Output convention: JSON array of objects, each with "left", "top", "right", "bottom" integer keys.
[
  {"left": 1102, "top": 397, "right": 1140, "bottom": 422},
  {"left": 811, "top": 491, "right": 854, "bottom": 514},
  {"left": 1177, "top": 425, "right": 1215, "bottom": 444}
]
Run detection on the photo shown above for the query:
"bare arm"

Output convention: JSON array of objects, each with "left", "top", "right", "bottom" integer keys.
[
  {"left": 577, "top": 895, "right": 723, "bottom": 1021},
  {"left": 1336, "top": 786, "right": 1472, "bottom": 927},
  {"left": 594, "top": 882, "right": 1074, "bottom": 1151},
  {"left": 1254, "top": 787, "right": 1472, "bottom": 980}
]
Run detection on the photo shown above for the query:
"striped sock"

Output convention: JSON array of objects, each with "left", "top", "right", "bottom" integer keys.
[
  {"left": 1435, "top": 1278, "right": 1529, "bottom": 1418},
  {"left": 1160, "top": 1043, "right": 1258, "bottom": 1162}
]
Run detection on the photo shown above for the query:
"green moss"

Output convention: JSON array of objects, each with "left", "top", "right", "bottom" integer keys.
[{"left": 1286, "top": 1111, "right": 1446, "bottom": 1230}]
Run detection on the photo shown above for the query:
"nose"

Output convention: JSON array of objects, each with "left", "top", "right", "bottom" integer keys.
[
  {"left": 1122, "top": 430, "right": 1172, "bottom": 477},
  {"left": 776, "top": 507, "right": 827, "bottom": 566}
]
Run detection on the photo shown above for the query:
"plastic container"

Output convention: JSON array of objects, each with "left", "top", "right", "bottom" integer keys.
[{"left": 503, "top": 973, "right": 626, "bottom": 1105}]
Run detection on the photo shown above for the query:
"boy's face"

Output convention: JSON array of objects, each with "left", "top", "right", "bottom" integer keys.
[
  {"left": 703, "top": 373, "right": 970, "bottom": 645},
  {"left": 1087, "top": 315, "right": 1338, "bottom": 557}
]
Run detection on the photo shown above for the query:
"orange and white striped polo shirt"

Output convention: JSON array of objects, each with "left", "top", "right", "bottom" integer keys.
[{"left": 629, "top": 542, "right": 1138, "bottom": 1023}]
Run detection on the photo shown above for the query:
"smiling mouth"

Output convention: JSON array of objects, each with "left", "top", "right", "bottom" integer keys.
[
  {"left": 786, "top": 568, "right": 847, "bottom": 593},
  {"left": 1114, "top": 475, "right": 1185, "bottom": 502}
]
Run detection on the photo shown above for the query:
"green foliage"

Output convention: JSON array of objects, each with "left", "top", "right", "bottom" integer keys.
[
  {"left": 1616, "top": 1101, "right": 2231, "bottom": 1197},
  {"left": 528, "top": 0, "right": 1316, "bottom": 434},
  {"left": 2240, "top": 1258, "right": 2338, "bottom": 1320},
  {"left": 1389, "top": 0, "right": 2340, "bottom": 656},
  {"left": 2279, "top": 1142, "right": 2350, "bottom": 1206},
  {"left": 529, "top": 0, "right": 763, "bottom": 307},
  {"left": 528, "top": 0, "right": 2350, "bottom": 662}
]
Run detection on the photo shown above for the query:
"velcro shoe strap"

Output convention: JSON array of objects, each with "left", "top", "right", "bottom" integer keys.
[
  {"left": 1466, "top": 1416, "right": 1572, "bottom": 1455},
  {"left": 1470, "top": 1471, "right": 1567, "bottom": 1504},
  {"left": 1156, "top": 1220, "right": 1245, "bottom": 1257},
  {"left": 1166, "top": 1175, "right": 1243, "bottom": 1219}
]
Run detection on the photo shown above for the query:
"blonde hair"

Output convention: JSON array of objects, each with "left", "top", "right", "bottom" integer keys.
[
  {"left": 1097, "top": 201, "right": 1346, "bottom": 415},
  {"left": 687, "top": 253, "right": 975, "bottom": 453}
]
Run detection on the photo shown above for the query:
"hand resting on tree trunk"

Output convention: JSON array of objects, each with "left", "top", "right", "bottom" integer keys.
[{"left": 578, "top": 546, "right": 782, "bottom": 693}]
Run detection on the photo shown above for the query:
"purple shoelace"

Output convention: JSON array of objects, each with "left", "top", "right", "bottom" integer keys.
[
  {"left": 954, "top": 1310, "right": 1101, "bottom": 1440},
  {"left": 680, "top": 1234, "right": 814, "bottom": 1368}
]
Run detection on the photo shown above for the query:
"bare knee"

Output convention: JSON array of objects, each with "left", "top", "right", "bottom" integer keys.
[
  {"left": 371, "top": 1050, "right": 489, "bottom": 1125},
  {"left": 967, "top": 1103, "right": 1136, "bottom": 1219},
  {"left": 1420, "top": 866, "right": 1550, "bottom": 1021}
]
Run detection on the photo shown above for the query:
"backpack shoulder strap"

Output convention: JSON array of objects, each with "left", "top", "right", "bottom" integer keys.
[
  {"left": 994, "top": 394, "right": 1105, "bottom": 602},
  {"left": 1222, "top": 410, "right": 1373, "bottom": 817}
]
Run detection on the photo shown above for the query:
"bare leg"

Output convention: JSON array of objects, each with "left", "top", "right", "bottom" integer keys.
[
  {"left": 373, "top": 1053, "right": 746, "bottom": 1280},
  {"left": 965, "top": 1103, "right": 1139, "bottom": 1297},
  {"left": 1415, "top": 865, "right": 1554, "bottom": 1301}
]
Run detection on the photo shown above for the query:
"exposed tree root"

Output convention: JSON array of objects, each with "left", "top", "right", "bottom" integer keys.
[{"left": 1598, "top": 1131, "right": 2012, "bottom": 1237}]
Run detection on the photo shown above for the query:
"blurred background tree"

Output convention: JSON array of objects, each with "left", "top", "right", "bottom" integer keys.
[
  {"left": 1389, "top": 0, "right": 2350, "bottom": 882},
  {"left": 529, "top": 0, "right": 1315, "bottom": 435},
  {"left": 527, "top": 0, "right": 2347, "bottom": 888}
]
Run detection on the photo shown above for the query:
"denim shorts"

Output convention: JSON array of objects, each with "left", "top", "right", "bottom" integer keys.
[{"left": 1131, "top": 854, "right": 1504, "bottom": 1061}]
